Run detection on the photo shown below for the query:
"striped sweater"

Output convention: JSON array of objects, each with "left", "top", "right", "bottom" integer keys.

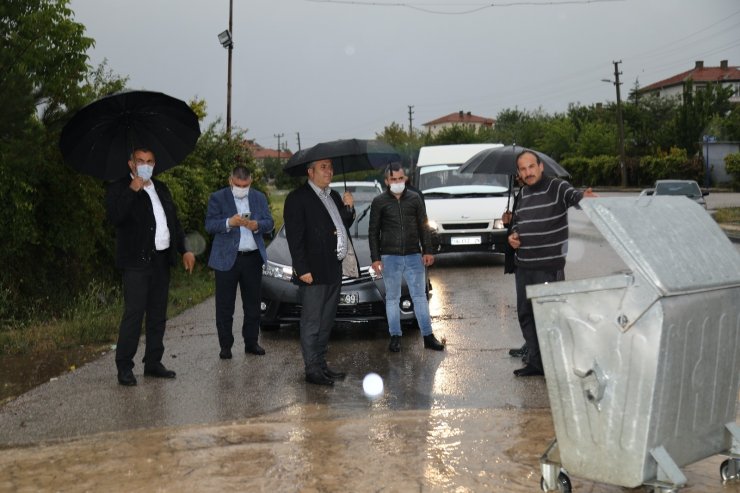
[{"left": 512, "top": 176, "right": 583, "bottom": 271}]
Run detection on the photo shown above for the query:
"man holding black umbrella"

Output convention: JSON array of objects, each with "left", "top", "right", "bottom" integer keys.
[
  {"left": 508, "top": 150, "right": 595, "bottom": 377},
  {"left": 283, "top": 158, "right": 359, "bottom": 386},
  {"left": 106, "top": 148, "right": 195, "bottom": 386}
]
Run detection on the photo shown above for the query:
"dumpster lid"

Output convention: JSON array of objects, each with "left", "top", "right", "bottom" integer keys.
[{"left": 580, "top": 197, "right": 740, "bottom": 295}]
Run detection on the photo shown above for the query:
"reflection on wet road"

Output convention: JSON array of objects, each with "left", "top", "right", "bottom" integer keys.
[{"left": 1, "top": 200, "right": 739, "bottom": 492}]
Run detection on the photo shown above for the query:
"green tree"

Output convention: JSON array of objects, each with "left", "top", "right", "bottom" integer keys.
[
  {"left": 675, "top": 80, "right": 733, "bottom": 153},
  {"left": 576, "top": 121, "right": 619, "bottom": 158}
]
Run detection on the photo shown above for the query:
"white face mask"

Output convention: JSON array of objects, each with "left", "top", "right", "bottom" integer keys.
[
  {"left": 389, "top": 182, "right": 405, "bottom": 194},
  {"left": 136, "top": 164, "right": 154, "bottom": 181},
  {"left": 232, "top": 185, "right": 249, "bottom": 199}
]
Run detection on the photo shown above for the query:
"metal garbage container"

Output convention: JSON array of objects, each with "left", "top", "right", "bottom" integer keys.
[{"left": 528, "top": 196, "right": 740, "bottom": 493}]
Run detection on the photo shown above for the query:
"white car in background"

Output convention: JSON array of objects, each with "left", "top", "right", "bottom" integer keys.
[{"left": 413, "top": 143, "right": 510, "bottom": 254}]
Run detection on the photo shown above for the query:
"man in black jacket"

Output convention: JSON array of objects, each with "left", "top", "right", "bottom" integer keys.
[
  {"left": 369, "top": 163, "right": 444, "bottom": 353},
  {"left": 105, "top": 148, "right": 195, "bottom": 386},
  {"left": 283, "top": 158, "right": 359, "bottom": 386}
]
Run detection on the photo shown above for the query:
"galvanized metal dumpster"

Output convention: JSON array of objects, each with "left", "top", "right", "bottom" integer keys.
[{"left": 528, "top": 196, "right": 740, "bottom": 493}]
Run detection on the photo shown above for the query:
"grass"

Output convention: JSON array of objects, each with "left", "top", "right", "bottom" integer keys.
[
  {"left": 0, "top": 265, "right": 215, "bottom": 356},
  {"left": 714, "top": 207, "right": 740, "bottom": 224}
]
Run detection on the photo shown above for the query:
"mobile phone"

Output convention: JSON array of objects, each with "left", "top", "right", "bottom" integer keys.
[{"left": 241, "top": 212, "right": 250, "bottom": 220}]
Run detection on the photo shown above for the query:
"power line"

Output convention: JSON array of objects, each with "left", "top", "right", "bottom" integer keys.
[{"left": 306, "top": 0, "right": 624, "bottom": 15}]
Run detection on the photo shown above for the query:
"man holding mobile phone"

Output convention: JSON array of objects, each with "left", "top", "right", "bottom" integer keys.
[{"left": 205, "top": 166, "right": 274, "bottom": 359}]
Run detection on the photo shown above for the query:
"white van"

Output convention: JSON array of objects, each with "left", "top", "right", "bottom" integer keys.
[{"left": 413, "top": 143, "right": 510, "bottom": 254}]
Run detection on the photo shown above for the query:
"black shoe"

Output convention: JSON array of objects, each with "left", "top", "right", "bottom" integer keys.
[
  {"left": 423, "top": 334, "right": 445, "bottom": 351},
  {"left": 117, "top": 370, "right": 137, "bottom": 386},
  {"left": 305, "top": 371, "right": 334, "bottom": 386},
  {"left": 508, "top": 344, "right": 528, "bottom": 358},
  {"left": 219, "top": 348, "right": 232, "bottom": 359},
  {"left": 245, "top": 343, "right": 266, "bottom": 355},
  {"left": 143, "top": 363, "right": 176, "bottom": 379},
  {"left": 388, "top": 335, "right": 401, "bottom": 352},
  {"left": 322, "top": 367, "right": 346, "bottom": 380},
  {"left": 513, "top": 364, "right": 544, "bottom": 377}
]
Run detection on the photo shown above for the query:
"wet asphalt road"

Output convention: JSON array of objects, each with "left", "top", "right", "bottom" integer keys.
[{"left": 1, "top": 193, "right": 739, "bottom": 492}]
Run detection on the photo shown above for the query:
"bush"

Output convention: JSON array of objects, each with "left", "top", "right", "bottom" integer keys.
[
  {"left": 637, "top": 148, "right": 703, "bottom": 186},
  {"left": 725, "top": 152, "right": 740, "bottom": 191}
]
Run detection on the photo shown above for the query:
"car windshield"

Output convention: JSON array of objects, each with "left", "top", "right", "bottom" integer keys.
[
  {"left": 654, "top": 181, "right": 701, "bottom": 197},
  {"left": 278, "top": 202, "right": 373, "bottom": 240},
  {"left": 417, "top": 164, "right": 508, "bottom": 195}
]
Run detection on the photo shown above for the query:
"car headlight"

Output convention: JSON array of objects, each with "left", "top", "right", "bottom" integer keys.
[
  {"left": 263, "top": 260, "right": 293, "bottom": 281},
  {"left": 427, "top": 219, "right": 439, "bottom": 231},
  {"left": 493, "top": 218, "right": 504, "bottom": 229}
]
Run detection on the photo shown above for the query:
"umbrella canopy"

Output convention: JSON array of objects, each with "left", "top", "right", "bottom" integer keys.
[
  {"left": 283, "top": 138, "right": 401, "bottom": 177},
  {"left": 458, "top": 145, "right": 569, "bottom": 178},
  {"left": 59, "top": 90, "right": 201, "bottom": 180}
]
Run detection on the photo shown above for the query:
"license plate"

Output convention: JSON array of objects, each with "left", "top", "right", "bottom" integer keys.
[
  {"left": 339, "top": 292, "right": 359, "bottom": 305},
  {"left": 451, "top": 236, "right": 481, "bottom": 245}
]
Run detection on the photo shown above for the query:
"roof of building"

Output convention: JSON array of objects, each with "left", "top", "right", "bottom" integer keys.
[
  {"left": 422, "top": 110, "right": 495, "bottom": 127},
  {"left": 640, "top": 60, "right": 740, "bottom": 92},
  {"left": 244, "top": 140, "right": 293, "bottom": 159}
]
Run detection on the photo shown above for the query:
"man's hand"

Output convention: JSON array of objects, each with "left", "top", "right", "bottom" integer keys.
[
  {"left": 502, "top": 210, "right": 513, "bottom": 225},
  {"left": 129, "top": 176, "right": 145, "bottom": 192},
  {"left": 422, "top": 254, "right": 434, "bottom": 267},
  {"left": 343, "top": 191, "right": 354, "bottom": 208},
  {"left": 583, "top": 187, "right": 598, "bottom": 198},
  {"left": 299, "top": 272, "right": 313, "bottom": 284},
  {"left": 371, "top": 260, "right": 383, "bottom": 274},
  {"left": 182, "top": 252, "right": 195, "bottom": 273},
  {"left": 228, "top": 214, "right": 249, "bottom": 228},
  {"left": 508, "top": 232, "right": 521, "bottom": 249}
]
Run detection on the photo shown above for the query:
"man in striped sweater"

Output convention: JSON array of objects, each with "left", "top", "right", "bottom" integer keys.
[{"left": 508, "top": 150, "right": 596, "bottom": 377}]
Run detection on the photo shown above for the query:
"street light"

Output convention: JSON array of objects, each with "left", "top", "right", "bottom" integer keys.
[{"left": 217, "top": 0, "right": 234, "bottom": 136}]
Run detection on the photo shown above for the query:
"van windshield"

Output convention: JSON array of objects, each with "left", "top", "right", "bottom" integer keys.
[{"left": 418, "top": 164, "right": 509, "bottom": 195}]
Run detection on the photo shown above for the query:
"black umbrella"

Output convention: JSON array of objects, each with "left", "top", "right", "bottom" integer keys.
[
  {"left": 59, "top": 90, "right": 201, "bottom": 180},
  {"left": 283, "top": 139, "right": 401, "bottom": 186},
  {"left": 458, "top": 145, "right": 569, "bottom": 178}
]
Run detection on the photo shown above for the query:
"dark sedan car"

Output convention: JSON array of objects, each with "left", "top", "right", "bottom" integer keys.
[{"left": 260, "top": 201, "right": 427, "bottom": 329}]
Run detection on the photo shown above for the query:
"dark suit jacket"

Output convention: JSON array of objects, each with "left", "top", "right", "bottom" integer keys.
[
  {"left": 105, "top": 177, "right": 187, "bottom": 269},
  {"left": 283, "top": 181, "right": 358, "bottom": 285},
  {"left": 204, "top": 187, "right": 274, "bottom": 271}
]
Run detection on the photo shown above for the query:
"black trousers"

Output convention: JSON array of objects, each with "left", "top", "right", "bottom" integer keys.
[
  {"left": 298, "top": 282, "right": 341, "bottom": 373},
  {"left": 116, "top": 250, "right": 171, "bottom": 373},
  {"left": 214, "top": 251, "right": 263, "bottom": 350},
  {"left": 515, "top": 267, "right": 564, "bottom": 371}
]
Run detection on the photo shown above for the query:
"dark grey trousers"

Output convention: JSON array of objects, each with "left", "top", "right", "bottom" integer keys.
[
  {"left": 298, "top": 282, "right": 341, "bottom": 373},
  {"left": 515, "top": 267, "right": 564, "bottom": 371}
]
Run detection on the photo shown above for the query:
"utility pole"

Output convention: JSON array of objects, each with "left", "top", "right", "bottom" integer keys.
[
  {"left": 274, "top": 133, "right": 284, "bottom": 162},
  {"left": 226, "top": 0, "right": 233, "bottom": 136},
  {"left": 613, "top": 60, "right": 627, "bottom": 187},
  {"left": 296, "top": 132, "right": 301, "bottom": 151},
  {"left": 217, "top": 1, "right": 234, "bottom": 136},
  {"left": 407, "top": 105, "right": 415, "bottom": 174}
]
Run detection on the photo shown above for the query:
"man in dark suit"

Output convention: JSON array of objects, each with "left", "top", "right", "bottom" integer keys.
[
  {"left": 105, "top": 147, "right": 195, "bottom": 386},
  {"left": 205, "top": 166, "right": 274, "bottom": 359},
  {"left": 283, "top": 158, "right": 359, "bottom": 386}
]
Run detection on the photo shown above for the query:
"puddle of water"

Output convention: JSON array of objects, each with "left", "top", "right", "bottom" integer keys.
[
  {"left": 1, "top": 406, "right": 737, "bottom": 492},
  {"left": 0, "top": 345, "right": 109, "bottom": 404}
]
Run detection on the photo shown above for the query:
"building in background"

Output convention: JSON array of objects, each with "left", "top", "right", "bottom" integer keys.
[
  {"left": 422, "top": 110, "right": 495, "bottom": 136},
  {"left": 639, "top": 60, "right": 740, "bottom": 104}
]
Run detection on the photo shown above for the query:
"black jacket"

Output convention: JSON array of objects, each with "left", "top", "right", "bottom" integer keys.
[
  {"left": 105, "top": 177, "right": 187, "bottom": 269},
  {"left": 283, "top": 181, "right": 358, "bottom": 285},
  {"left": 368, "top": 188, "right": 432, "bottom": 261}
]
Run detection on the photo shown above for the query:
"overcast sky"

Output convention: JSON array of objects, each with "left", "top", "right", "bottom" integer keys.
[{"left": 69, "top": 0, "right": 740, "bottom": 151}]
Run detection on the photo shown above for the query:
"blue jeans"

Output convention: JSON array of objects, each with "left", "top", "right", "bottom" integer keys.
[{"left": 381, "top": 254, "right": 433, "bottom": 337}]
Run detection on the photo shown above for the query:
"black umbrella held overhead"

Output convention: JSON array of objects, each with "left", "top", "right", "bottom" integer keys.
[
  {"left": 59, "top": 90, "right": 201, "bottom": 180},
  {"left": 458, "top": 144, "right": 569, "bottom": 178},
  {"left": 459, "top": 145, "right": 570, "bottom": 211},
  {"left": 283, "top": 138, "right": 401, "bottom": 187}
]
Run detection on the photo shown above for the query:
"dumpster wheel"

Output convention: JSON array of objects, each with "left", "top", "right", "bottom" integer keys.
[
  {"left": 540, "top": 472, "right": 572, "bottom": 492},
  {"left": 720, "top": 458, "right": 740, "bottom": 482}
]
